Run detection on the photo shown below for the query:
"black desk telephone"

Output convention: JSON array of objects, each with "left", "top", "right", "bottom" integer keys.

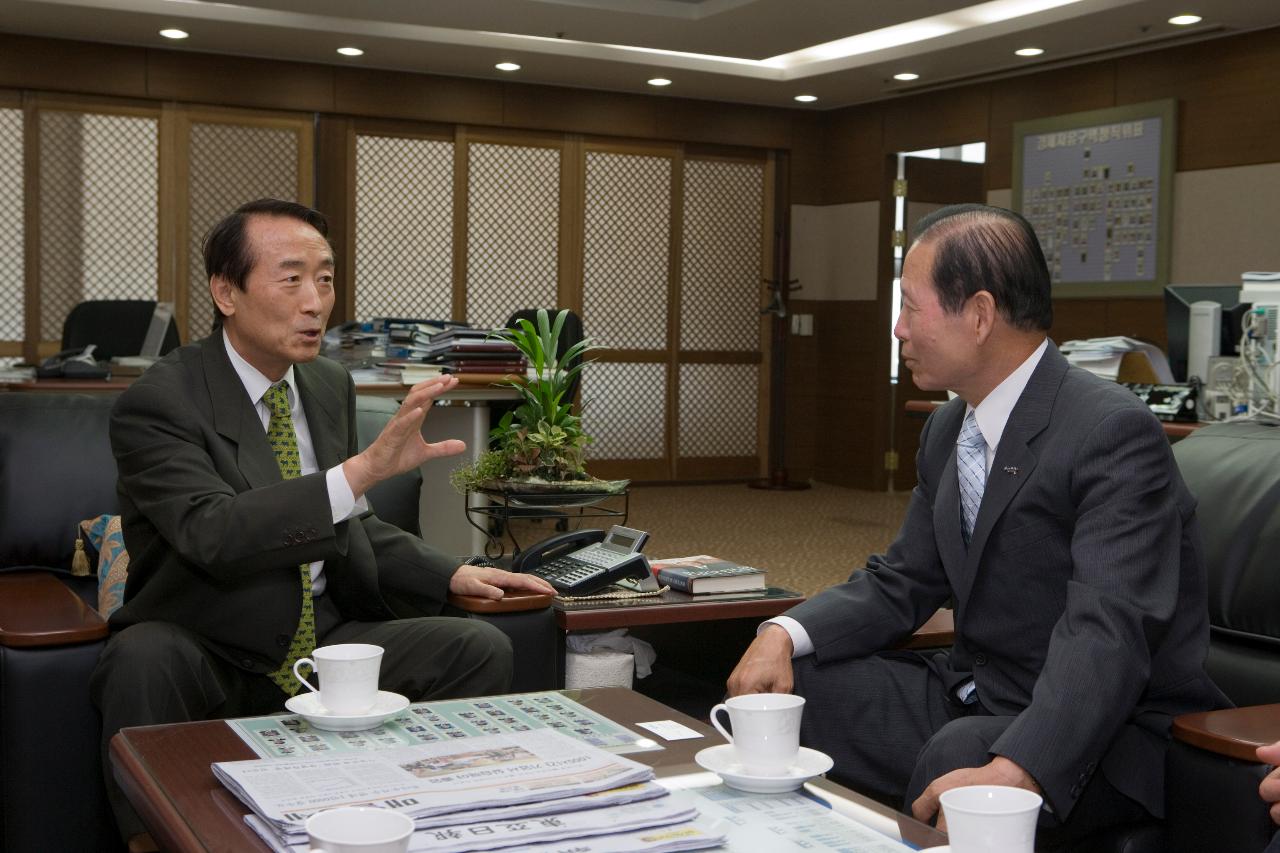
[
  {"left": 512, "top": 525, "right": 652, "bottom": 596},
  {"left": 37, "top": 345, "right": 109, "bottom": 380}
]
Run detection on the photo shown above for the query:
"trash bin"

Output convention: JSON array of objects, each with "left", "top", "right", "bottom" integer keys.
[{"left": 563, "top": 629, "right": 656, "bottom": 690}]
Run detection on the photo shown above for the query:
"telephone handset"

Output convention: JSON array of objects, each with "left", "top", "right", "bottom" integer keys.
[
  {"left": 512, "top": 525, "right": 652, "bottom": 596},
  {"left": 37, "top": 345, "right": 110, "bottom": 380}
]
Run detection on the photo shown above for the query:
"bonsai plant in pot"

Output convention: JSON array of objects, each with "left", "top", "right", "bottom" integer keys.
[{"left": 450, "top": 309, "right": 627, "bottom": 500}]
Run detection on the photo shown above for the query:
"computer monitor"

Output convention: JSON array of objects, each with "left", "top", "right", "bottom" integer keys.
[
  {"left": 1164, "top": 284, "right": 1248, "bottom": 382},
  {"left": 139, "top": 302, "right": 176, "bottom": 358}
]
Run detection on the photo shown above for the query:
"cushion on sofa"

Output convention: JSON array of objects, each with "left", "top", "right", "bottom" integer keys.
[{"left": 79, "top": 514, "right": 130, "bottom": 618}]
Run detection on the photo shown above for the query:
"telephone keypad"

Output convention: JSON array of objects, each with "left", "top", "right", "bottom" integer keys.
[{"left": 527, "top": 551, "right": 646, "bottom": 595}]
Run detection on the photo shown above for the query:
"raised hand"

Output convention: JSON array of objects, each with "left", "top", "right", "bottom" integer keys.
[{"left": 342, "top": 376, "right": 465, "bottom": 498}]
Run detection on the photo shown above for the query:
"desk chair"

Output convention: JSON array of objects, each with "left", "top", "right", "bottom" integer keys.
[{"left": 61, "top": 300, "right": 180, "bottom": 361}]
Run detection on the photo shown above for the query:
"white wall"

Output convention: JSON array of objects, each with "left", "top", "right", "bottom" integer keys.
[
  {"left": 790, "top": 202, "right": 879, "bottom": 301},
  {"left": 1169, "top": 163, "right": 1280, "bottom": 283}
]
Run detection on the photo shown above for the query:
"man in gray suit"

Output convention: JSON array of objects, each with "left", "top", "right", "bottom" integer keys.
[
  {"left": 92, "top": 199, "right": 554, "bottom": 839},
  {"left": 728, "top": 204, "right": 1227, "bottom": 844}
]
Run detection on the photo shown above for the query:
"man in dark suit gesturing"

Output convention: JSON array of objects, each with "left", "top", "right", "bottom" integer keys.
[
  {"left": 728, "top": 204, "right": 1226, "bottom": 845},
  {"left": 91, "top": 199, "right": 554, "bottom": 838}
]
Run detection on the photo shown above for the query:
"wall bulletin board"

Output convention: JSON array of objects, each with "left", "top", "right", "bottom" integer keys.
[{"left": 1013, "top": 99, "right": 1177, "bottom": 298}]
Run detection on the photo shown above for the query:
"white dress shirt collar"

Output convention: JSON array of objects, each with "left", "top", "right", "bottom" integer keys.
[
  {"left": 965, "top": 337, "right": 1049, "bottom": 467},
  {"left": 222, "top": 330, "right": 298, "bottom": 409}
]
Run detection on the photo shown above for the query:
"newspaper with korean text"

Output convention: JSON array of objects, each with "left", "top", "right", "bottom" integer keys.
[
  {"left": 245, "top": 796, "right": 713, "bottom": 853},
  {"left": 213, "top": 729, "right": 655, "bottom": 837}
]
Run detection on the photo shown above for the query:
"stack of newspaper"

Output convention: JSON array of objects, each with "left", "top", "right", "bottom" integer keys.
[
  {"left": 1059, "top": 336, "right": 1174, "bottom": 383},
  {"left": 214, "top": 729, "right": 725, "bottom": 852}
]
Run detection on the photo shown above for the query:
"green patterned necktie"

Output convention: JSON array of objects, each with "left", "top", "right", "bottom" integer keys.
[{"left": 262, "top": 382, "right": 315, "bottom": 695}]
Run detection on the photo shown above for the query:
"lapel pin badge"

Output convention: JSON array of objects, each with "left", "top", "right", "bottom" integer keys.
[{"left": 1003, "top": 466, "right": 1020, "bottom": 476}]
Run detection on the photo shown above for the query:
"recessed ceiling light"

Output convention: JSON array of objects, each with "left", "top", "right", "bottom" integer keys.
[
  {"left": 158, "top": 28, "right": 188, "bottom": 40},
  {"left": 893, "top": 72, "right": 920, "bottom": 81},
  {"left": 794, "top": 94, "right": 818, "bottom": 103},
  {"left": 648, "top": 77, "right": 672, "bottom": 87},
  {"left": 1015, "top": 47, "right": 1044, "bottom": 57},
  {"left": 1168, "top": 14, "right": 1202, "bottom": 26},
  {"left": 336, "top": 47, "right": 364, "bottom": 57},
  {"left": 495, "top": 62, "right": 521, "bottom": 72}
]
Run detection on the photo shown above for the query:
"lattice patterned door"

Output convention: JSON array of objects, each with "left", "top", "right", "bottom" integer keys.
[
  {"left": 354, "top": 133, "right": 454, "bottom": 320},
  {"left": 676, "top": 157, "right": 767, "bottom": 479},
  {"left": 0, "top": 103, "right": 22, "bottom": 364},
  {"left": 37, "top": 108, "right": 159, "bottom": 347},
  {"left": 182, "top": 115, "right": 310, "bottom": 341},
  {"left": 465, "top": 141, "right": 560, "bottom": 328},
  {"left": 579, "top": 149, "right": 674, "bottom": 480}
]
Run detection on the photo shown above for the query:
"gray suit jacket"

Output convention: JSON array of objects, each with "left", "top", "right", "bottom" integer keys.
[
  {"left": 108, "top": 335, "right": 458, "bottom": 674},
  {"left": 786, "top": 342, "right": 1227, "bottom": 818}
]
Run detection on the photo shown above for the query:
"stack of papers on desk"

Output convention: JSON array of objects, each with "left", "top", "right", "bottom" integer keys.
[
  {"left": 216, "top": 729, "right": 725, "bottom": 853},
  {"left": 1060, "top": 336, "right": 1174, "bottom": 383}
]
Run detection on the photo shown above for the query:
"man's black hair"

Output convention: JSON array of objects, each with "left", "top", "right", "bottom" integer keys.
[
  {"left": 203, "top": 198, "right": 330, "bottom": 329},
  {"left": 911, "top": 203, "right": 1052, "bottom": 332}
]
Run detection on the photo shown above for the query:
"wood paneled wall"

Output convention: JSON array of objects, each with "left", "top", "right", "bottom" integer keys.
[
  {"left": 3, "top": 26, "right": 1278, "bottom": 489},
  {"left": 801, "top": 25, "right": 1280, "bottom": 489}
]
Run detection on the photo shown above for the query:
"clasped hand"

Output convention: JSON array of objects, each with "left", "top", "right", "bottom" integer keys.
[
  {"left": 911, "top": 756, "right": 1041, "bottom": 832},
  {"left": 726, "top": 624, "right": 795, "bottom": 696},
  {"left": 1258, "top": 740, "right": 1280, "bottom": 826},
  {"left": 343, "top": 376, "right": 466, "bottom": 499}
]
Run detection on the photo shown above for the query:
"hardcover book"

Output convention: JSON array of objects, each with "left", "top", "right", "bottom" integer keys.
[{"left": 648, "top": 555, "right": 766, "bottom": 594}]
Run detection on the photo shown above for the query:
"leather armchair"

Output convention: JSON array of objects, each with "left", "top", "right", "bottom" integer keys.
[
  {"left": 0, "top": 392, "right": 555, "bottom": 852},
  {"left": 1162, "top": 421, "right": 1280, "bottom": 853}
]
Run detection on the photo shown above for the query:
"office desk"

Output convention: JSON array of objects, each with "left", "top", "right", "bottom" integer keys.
[
  {"left": 904, "top": 398, "right": 1208, "bottom": 439},
  {"left": 110, "top": 686, "right": 947, "bottom": 852},
  {"left": 1, "top": 378, "right": 519, "bottom": 556}
]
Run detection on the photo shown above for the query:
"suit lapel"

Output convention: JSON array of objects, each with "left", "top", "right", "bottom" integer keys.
[
  {"left": 934, "top": 435, "right": 967, "bottom": 577},
  {"left": 296, "top": 361, "right": 347, "bottom": 470},
  {"left": 954, "top": 343, "right": 1068, "bottom": 602},
  {"left": 202, "top": 334, "right": 282, "bottom": 490}
]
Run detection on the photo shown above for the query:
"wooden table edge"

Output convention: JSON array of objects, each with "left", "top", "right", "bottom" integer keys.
[
  {"left": 111, "top": 731, "right": 208, "bottom": 853},
  {"left": 554, "top": 594, "right": 805, "bottom": 631}
]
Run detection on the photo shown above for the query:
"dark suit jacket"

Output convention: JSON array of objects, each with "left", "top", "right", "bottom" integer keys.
[
  {"left": 786, "top": 342, "right": 1227, "bottom": 819},
  {"left": 108, "top": 334, "right": 458, "bottom": 674}
]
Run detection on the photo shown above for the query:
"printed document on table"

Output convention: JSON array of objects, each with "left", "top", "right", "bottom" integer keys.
[
  {"left": 661, "top": 779, "right": 914, "bottom": 852},
  {"left": 213, "top": 729, "right": 653, "bottom": 835},
  {"left": 247, "top": 796, "right": 704, "bottom": 853},
  {"left": 228, "top": 691, "right": 660, "bottom": 758}
]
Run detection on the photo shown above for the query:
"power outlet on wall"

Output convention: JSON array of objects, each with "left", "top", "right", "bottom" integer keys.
[{"left": 790, "top": 313, "right": 813, "bottom": 336}]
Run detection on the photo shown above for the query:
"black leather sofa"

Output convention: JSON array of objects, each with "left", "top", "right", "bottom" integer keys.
[
  {"left": 0, "top": 392, "right": 556, "bottom": 853},
  {"left": 1162, "top": 421, "right": 1280, "bottom": 853}
]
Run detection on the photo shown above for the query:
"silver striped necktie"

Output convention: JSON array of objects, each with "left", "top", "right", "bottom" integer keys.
[{"left": 956, "top": 409, "right": 986, "bottom": 545}]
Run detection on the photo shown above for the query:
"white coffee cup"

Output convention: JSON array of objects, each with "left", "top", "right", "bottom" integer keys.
[
  {"left": 939, "top": 784, "right": 1042, "bottom": 853},
  {"left": 709, "top": 693, "right": 805, "bottom": 776},
  {"left": 306, "top": 807, "right": 414, "bottom": 853},
  {"left": 292, "top": 643, "right": 384, "bottom": 715}
]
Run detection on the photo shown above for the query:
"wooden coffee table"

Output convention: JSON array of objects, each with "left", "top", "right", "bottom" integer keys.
[{"left": 111, "top": 687, "right": 946, "bottom": 852}]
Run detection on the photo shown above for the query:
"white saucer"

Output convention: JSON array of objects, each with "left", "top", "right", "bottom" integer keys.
[
  {"left": 284, "top": 690, "right": 410, "bottom": 731},
  {"left": 694, "top": 744, "right": 834, "bottom": 793}
]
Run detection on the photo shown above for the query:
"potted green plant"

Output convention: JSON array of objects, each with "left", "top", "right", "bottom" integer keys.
[{"left": 450, "top": 309, "right": 627, "bottom": 498}]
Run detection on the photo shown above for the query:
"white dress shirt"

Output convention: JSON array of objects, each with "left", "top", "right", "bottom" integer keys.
[
  {"left": 223, "top": 331, "right": 368, "bottom": 595},
  {"left": 767, "top": 338, "right": 1050, "bottom": 658}
]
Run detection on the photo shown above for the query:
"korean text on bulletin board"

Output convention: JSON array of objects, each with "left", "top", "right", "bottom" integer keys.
[{"left": 1012, "top": 100, "right": 1177, "bottom": 298}]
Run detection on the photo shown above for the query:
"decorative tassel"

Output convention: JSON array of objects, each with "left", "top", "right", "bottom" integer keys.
[{"left": 72, "top": 537, "right": 91, "bottom": 576}]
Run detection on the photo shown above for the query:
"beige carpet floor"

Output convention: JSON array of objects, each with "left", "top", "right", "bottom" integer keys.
[{"left": 508, "top": 482, "right": 912, "bottom": 597}]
